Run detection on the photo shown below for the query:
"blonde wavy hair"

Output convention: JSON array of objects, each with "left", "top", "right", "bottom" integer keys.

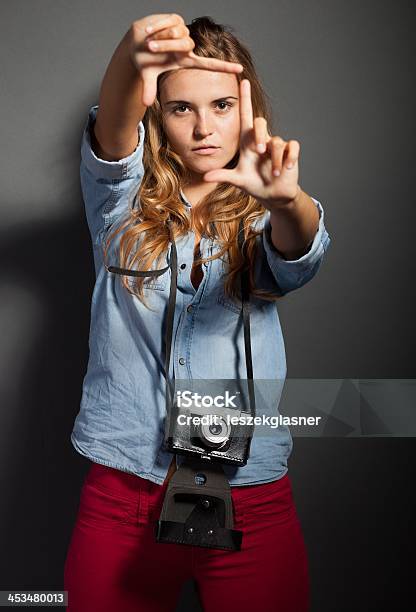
[{"left": 103, "top": 16, "right": 283, "bottom": 309}]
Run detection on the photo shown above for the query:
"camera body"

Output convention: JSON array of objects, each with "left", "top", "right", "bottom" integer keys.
[{"left": 163, "top": 384, "right": 254, "bottom": 467}]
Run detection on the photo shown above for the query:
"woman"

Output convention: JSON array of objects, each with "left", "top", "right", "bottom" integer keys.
[{"left": 64, "top": 13, "right": 331, "bottom": 612}]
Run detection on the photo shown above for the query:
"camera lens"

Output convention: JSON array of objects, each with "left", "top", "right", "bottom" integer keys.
[
  {"left": 209, "top": 424, "right": 222, "bottom": 435},
  {"left": 200, "top": 416, "right": 231, "bottom": 448}
]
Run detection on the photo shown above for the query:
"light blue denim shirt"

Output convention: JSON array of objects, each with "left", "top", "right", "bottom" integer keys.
[{"left": 70, "top": 105, "right": 331, "bottom": 486}]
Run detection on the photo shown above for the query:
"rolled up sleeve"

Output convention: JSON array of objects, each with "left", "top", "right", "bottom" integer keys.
[
  {"left": 261, "top": 197, "right": 331, "bottom": 295},
  {"left": 80, "top": 105, "right": 145, "bottom": 246}
]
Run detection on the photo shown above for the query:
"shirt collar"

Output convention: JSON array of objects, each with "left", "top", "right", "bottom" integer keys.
[{"left": 180, "top": 189, "right": 192, "bottom": 208}]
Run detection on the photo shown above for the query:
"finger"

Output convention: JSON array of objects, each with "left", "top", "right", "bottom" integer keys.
[
  {"left": 141, "top": 69, "right": 158, "bottom": 107},
  {"left": 147, "top": 24, "right": 189, "bottom": 41},
  {"left": 268, "top": 137, "right": 287, "bottom": 177},
  {"left": 239, "top": 80, "right": 254, "bottom": 141},
  {"left": 185, "top": 52, "right": 243, "bottom": 74},
  {"left": 283, "top": 140, "right": 300, "bottom": 169},
  {"left": 147, "top": 38, "right": 194, "bottom": 53},
  {"left": 144, "top": 13, "right": 184, "bottom": 35},
  {"left": 253, "top": 117, "right": 270, "bottom": 154}
]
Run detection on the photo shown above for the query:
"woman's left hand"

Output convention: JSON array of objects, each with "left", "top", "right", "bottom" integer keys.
[{"left": 203, "top": 79, "right": 301, "bottom": 210}]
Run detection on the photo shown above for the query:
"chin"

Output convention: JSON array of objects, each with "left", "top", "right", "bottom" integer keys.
[{"left": 193, "top": 156, "right": 228, "bottom": 170}]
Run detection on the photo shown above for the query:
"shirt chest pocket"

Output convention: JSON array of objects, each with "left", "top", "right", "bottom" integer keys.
[
  {"left": 127, "top": 270, "right": 169, "bottom": 291},
  {"left": 217, "top": 286, "right": 243, "bottom": 314},
  {"left": 216, "top": 276, "right": 268, "bottom": 315},
  {"left": 144, "top": 272, "right": 169, "bottom": 291}
]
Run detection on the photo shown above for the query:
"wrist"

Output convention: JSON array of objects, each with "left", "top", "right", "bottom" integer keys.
[{"left": 266, "top": 185, "right": 302, "bottom": 215}]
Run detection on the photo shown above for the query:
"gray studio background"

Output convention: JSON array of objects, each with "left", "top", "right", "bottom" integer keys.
[{"left": 1, "top": 1, "right": 414, "bottom": 610}]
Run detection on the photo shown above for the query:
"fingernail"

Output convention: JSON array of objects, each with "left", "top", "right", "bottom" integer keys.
[
  {"left": 257, "top": 143, "right": 266, "bottom": 153},
  {"left": 146, "top": 25, "right": 153, "bottom": 33},
  {"left": 149, "top": 41, "right": 159, "bottom": 49},
  {"left": 273, "top": 169, "right": 280, "bottom": 177},
  {"left": 286, "top": 162, "right": 293, "bottom": 169}
]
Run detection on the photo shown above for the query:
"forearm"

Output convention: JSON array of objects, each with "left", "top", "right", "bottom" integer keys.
[
  {"left": 269, "top": 188, "right": 320, "bottom": 260},
  {"left": 93, "top": 27, "right": 147, "bottom": 160}
]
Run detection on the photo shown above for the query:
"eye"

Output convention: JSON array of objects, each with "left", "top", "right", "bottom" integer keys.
[
  {"left": 172, "top": 101, "right": 234, "bottom": 114},
  {"left": 216, "top": 101, "right": 233, "bottom": 111},
  {"left": 174, "top": 104, "right": 189, "bottom": 114}
]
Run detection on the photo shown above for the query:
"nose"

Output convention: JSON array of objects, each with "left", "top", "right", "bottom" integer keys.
[{"left": 194, "top": 112, "right": 214, "bottom": 138}]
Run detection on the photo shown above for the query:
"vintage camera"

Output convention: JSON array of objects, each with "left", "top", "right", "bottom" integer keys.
[{"left": 163, "top": 382, "right": 255, "bottom": 466}]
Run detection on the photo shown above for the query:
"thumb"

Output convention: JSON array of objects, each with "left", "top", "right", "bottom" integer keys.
[{"left": 141, "top": 70, "right": 158, "bottom": 107}]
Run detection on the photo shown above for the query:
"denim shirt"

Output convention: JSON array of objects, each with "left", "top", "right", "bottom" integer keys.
[{"left": 70, "top": 105, "right": 331, "bottom": 486}]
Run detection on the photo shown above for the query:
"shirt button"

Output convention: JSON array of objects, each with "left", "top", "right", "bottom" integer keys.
[
  {"left": 180, "top": 263, "right": 187, "bottom": 270},
  {"left": 187, "top": 305, "right": 193, "bottom": 313},
  {"left": 179, "top": 357, "right": 186, "bottom": 365}
]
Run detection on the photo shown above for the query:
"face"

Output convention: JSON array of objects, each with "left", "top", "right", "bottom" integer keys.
[{"left": 159, "top": 69, "right": 241, "bottom": 183}]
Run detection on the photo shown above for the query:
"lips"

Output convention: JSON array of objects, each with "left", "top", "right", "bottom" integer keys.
[
  {"left": 192, "top": 147, "right": 220, "bottom": 155},
  {"left": 192, "top": 145, "right": 219, "bottom": 150}
]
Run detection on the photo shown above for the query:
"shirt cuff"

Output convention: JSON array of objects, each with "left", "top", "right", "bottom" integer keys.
[
  {"left": 80, "top": 105, "right": 145, "bottom": 181},
  {"left": 262, "top": 197, "right": 331, "bottom": 291}
]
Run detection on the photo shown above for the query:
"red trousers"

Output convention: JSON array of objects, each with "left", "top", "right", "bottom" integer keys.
[{"left": 64, "top": 462, "right": 310, "bottom": 611}]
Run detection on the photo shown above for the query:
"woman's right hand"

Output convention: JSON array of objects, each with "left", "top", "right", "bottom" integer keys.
[{"left": 128, "top": 14, "right": 243, "bottom": 107}]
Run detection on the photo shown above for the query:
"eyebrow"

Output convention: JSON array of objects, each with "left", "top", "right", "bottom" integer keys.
[{"left": 163, "top": 96, "right": 238, "bottom": 107}]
